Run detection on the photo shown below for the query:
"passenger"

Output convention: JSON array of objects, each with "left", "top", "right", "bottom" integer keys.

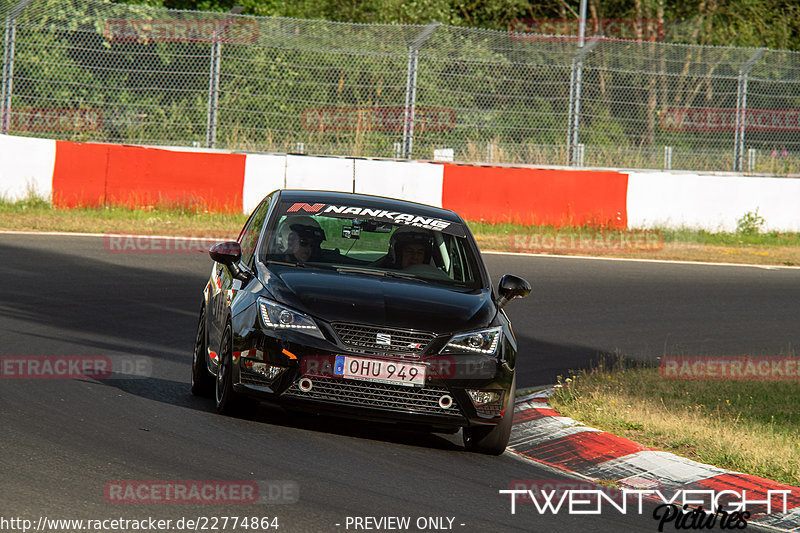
[
  {"left": 374, "top": 226, "right": 434, "bottom": 269},
  {"left": 399, "top": 241, "right": 427, "bottom": 269}
]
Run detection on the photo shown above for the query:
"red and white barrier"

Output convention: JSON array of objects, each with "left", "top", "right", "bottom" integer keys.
[
  {"left": 242, "top": 154, "right": 285, "bottom": 214},
  {"left": 2, "top": 134, "right": 799, "bottom": 232},
  {"left": 627, "top": 171, "right": 800, "bottom": 232},
  {"left": 441, "top": 164, "right": 628, "bottom": 228},
  {"left": 0, "top": 135, "right": 56, "bottom": 201},
  {"left": 509, "top": 392, "right": 800, "bottom": 530},
  {"left": 354, "top": 159, "right": 444, "bottom": 207}
]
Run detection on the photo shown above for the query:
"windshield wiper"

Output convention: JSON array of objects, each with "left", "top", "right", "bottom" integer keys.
[
  {"left": 267, "top": 260, "right": 306, "bottom": 268},
  {"left": 336, "top": 266, "right": 386, "bottom": 276},
  {"left": 383, "top": 271, "right": 430, "bottom": 283},
  {"left": 269, "top": 260, "right": 343, "bottom": 271},
  {"left": 335, "top": 266, "right": 431, "bottom": 283}
]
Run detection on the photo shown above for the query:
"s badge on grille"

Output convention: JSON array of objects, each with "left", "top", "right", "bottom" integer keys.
[{"left": 376, "top": 333, "right": 392, "bottom": 346}]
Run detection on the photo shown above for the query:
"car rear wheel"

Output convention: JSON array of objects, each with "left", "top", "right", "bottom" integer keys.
[
  {"left": 463, "top": 376, "right": 515, "bottom": 455},
  {"left": 216, "top": 325, "right": 243, "bottom": 414},
  {"left": 191, "top": 305, "right": 214, "bottom": 397}
]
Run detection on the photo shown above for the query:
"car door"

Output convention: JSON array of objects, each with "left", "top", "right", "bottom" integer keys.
[{"left": 207, "top": 196, "right": 273, "bottom": 369}]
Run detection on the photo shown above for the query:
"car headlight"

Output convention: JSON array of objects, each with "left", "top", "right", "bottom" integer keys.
[
  {"left": 258, "top": 297, "right": 324, "bottom": 340},
  {"left": 441, "top": 327, "right": 502, "bottom": 355}
]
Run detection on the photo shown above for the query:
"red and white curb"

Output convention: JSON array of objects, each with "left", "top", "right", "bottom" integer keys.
[{"left": 509, "top": 388, "right": 800, "bottom": 531}]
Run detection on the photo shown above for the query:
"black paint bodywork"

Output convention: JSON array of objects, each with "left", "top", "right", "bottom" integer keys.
[{"left": 199, "top": 190, "right": 527, "bottom": 435}]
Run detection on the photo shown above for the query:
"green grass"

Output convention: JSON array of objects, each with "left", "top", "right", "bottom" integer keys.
[
  {"left": 550, "top": 357, "right": 800, "bottom": 486},
  {"left": 468, "top": 220, "right": 800, "bottom": 247},
  {"left": 659, "top": 227, "right": 800, "bottom": 247},
  {"left": 2, "top": 197, "right": 799, "bottom": 265},
  {"left": 0, "top": 196, "right": 247, "bottom": 236}
]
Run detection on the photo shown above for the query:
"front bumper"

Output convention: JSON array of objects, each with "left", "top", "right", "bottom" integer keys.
[{"left": 230, "top": 331, "right": 514, "bottom": 430}]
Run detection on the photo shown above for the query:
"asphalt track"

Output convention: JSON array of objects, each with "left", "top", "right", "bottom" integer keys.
[{"left": 2, "top": 232, "right": 798, "bottom": 533}]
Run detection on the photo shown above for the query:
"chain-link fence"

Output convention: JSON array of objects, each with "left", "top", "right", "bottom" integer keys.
[{"left": 2, "top": 0, "right": 800, "bottom": 175}]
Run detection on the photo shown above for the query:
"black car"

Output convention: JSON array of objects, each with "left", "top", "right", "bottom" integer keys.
[{"left": 191, "top": 190, "right": 530, "bottom": 454}]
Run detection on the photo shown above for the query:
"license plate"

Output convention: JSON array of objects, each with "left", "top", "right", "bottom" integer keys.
[{"left": 334, "top": 355, "right": 426, "bottom": 387}]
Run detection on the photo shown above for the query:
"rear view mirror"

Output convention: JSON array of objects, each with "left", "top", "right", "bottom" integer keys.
[{"left": 497, "top": 274, "right": 531, "bottom": 309}]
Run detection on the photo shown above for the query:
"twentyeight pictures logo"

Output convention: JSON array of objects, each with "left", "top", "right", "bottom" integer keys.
[{"left": 500, "top": 484, "right": 792, "bottom": 527}]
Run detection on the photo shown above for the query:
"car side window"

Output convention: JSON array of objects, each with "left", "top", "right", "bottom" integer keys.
[{"left": 239, "top": 197, "right": 272, "bottom": 267}]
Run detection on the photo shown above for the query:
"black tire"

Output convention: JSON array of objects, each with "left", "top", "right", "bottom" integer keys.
[
  {"left": 190, "top": 306, "right": 214, "bottom": 397},
  {"left": 463, "top": 376, "right": 516, "bottom": 455},
  {"left": 215, "top": 324, "right": 253, "bottom": 415}
]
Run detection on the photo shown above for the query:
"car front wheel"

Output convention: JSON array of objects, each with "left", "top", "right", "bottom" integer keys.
[
  {"left": 215, "top": 325, "right": 252, "bottom": 415},
  {"left": 191, "top": 305, "right": 214, "bottom": 397}
]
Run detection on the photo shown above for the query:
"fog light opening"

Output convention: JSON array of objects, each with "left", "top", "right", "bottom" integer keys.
[
  {"left": 298, "top": 377, "right": 313, "bottom": 392},
  {"left": 438, "top": 394, "right": 454, "bottom": 409},
  {"left": 241, "top": 358, "right": 285, "bottom": 380},
  {"left": 466, "top": 389, "right": 504, "bottom": 416},
  {"left": 466, "top": 389, "right": 502, "bottom": 406}
]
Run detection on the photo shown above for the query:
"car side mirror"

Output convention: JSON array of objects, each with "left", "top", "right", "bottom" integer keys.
[
  {"left": 209, "top": 241, "right": 241, "bottom": 265},
  {"left": 497, "top": 274, "right": 531, "bottom": 309},
  {"left": 209, "top": 241, "right": 251, "bottom": 282}
]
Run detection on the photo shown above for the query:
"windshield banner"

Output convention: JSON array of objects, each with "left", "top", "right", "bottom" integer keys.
[{"left": 281, "top": 202, "right": 466, "bottom": 236}]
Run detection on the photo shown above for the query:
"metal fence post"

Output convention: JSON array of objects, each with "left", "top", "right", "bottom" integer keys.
[
  {"left": 734, "top": 48, "right": 766, "bottom": 172},
  {"left": 1, "top": 0, "right": 34, "bottom": 134},
  {"left": 206, "top": 6, "right": 243, "bottom": 149},
  {"left": 206, "top": 38, "right": 221, "bottom": 148},
  {"left": 566, "top": 38, "right": 599, "bottom": 166},
  {"left": 402, "top": 22, "right": 440, "bottom": 160}
]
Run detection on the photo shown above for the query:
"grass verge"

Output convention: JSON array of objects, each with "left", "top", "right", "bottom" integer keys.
[
  {"left": 1, "top": 199, "right": 799, "bottom": 266},
  {"left": 0, "top": 197, "right": 245, "bottom": 239},
  {"left": 471, "top": 221, "right": 800, "bottom": 266},
  {"left": 549, "top": 357, "right": 800, "bottom": 486}
]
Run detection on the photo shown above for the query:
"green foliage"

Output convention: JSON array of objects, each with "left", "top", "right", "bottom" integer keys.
[
  {"left": 736, "top": 208, "right": 766, "bottom": 235},
  {"left": 123, "top": 0, "right": 800, "bottom": 50},
  {"left": 6, "top": 0, "right": 799, "bottom": 170}
]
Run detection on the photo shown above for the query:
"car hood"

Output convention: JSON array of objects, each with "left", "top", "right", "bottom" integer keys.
[{"left": 263, "top": 266, "right": 495, "bottom": 333}]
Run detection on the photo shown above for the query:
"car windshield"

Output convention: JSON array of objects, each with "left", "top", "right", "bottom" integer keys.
[{"left": 262, "top": 203, "right": 482, "bottom": 289}]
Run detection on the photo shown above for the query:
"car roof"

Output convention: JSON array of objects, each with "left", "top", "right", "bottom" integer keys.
[{"left": 276, "top": 190, "right": 464, "bottom": 224}]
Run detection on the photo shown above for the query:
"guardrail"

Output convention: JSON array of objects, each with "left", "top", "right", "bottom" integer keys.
[{"left": 3, "top": 134, "right": 799, "bottom": 232}]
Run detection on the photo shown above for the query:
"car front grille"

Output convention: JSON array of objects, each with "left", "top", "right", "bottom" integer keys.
[
  {"left": 331, "top": 322, "right": 435, "bottom": 356},
  {"left": 282, "top": 377, "right": 462, "bottom": 417}
]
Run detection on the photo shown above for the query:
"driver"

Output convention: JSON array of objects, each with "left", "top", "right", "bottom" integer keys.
[{"left": 276, "top": 216, "right": 326, "bottom": 263}]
